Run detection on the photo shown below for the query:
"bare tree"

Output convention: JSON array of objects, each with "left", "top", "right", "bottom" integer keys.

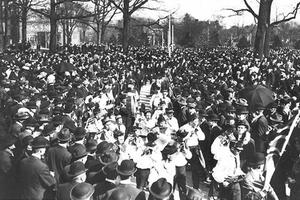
[
  {"left": 15, "top": 0, "right": 46, "bottom": 42},
  {"left": 30, "top": 0, "right": 95, "bottom": 52},
  {"left": 109, "top": 0, "right": 161, "bottom": 53},
  {"left": 228, "top": 0, "right": 300, "bottom": 58}
]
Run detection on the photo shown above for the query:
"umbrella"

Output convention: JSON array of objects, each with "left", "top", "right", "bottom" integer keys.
[
  {"left": 56, "top": 62, "right": 75, "bottom": 73},
  {"left": 240, "top": 85, "right": 274, "bottom": 111}
]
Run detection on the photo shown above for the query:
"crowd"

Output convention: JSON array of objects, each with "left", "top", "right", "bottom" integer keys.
[{"left": 1, "top": 44, "right": 300, "bottom": 200}]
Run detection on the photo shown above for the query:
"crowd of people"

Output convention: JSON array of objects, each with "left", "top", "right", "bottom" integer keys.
[{"left": 1, "top": 44, "right": 300, "bottom": 200}]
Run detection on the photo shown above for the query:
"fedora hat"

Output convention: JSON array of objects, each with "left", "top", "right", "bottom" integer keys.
[
  {"left": 247, "top": 152, "right": 265, "bottom": 167},
  {"left": 207, "top": 113, "right": 219, "bottom": 122},
  {"left": 187, "top": 98, "right": 196, "bottom": 108},
  {"left": 116, "top": 159, "right": 136, "bottom": 176},
  {"left": 236, "top": 107, "right": 249, "bottom": 114},
  {"left": 85, "top": 139, "right": 97, "bottom": 152},
  {"left": 150, "top": 178, "right": 172, "bottom": 199},
  {"left": 235, "top": 98, "right": 248, "bottom": 107},
  {"left": 96, "top": 141, "right": 114, "bottom": 155},
  {"left": 70, "top": 182, "right": 94, "bottom": 200},
  {"left": 65, "top": 161, "right": 87, "bottom": 179},
  {"left": 57, "top": 128, "right": 72, "bottom": 142}
]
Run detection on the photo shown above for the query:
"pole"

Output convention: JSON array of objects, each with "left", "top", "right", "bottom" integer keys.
[
  {"left": 168, "top": 14, "right": 171, "bottom": 57},
  {"left": 161, "top": 30, "right": 164, "bottom": 48},
  {"left": 171, "top": 25, "right": 174, "bottom": 52}
]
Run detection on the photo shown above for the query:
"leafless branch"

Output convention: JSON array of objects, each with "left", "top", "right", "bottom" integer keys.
[
  {"left": 108, "top": 0, "right": 123, "bottom": 13},
  {"left": 243, "top": 0, "right": 258, "bottom": 19},
  {"left": 129, "top": 0, "right": 149, "bottom": 15},
  {"left": 270, "top": 2, "right": 300, "bottom": 27}
]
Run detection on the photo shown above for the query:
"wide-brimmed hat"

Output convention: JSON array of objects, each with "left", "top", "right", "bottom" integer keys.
[
  {"left": 116, "top": 159, "right": 136, "bottom": 176},
  {"left": 247, "top": 152, "right": 265, "bottom": 167},
  {"left": 70, "top": 182, "right": 94, "bottom": 200},
  {"left": 57, "top": 128, "right": 72, "bottom": 142},
  {"left": 177, "top": 97, "right": 187, "bottom": 106},
  {"left": 31, "top": 136, "right": 49, "bottom": 149},
  {"left": 149, "top": 178, "right": 172, "bottom": 199},
  {"left": 65, "top": 161, "right": 87, "bottom": 179}
]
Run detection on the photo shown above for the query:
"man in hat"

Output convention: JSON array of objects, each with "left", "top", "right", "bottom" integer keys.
[
  {"left": 56, "top": 161, "right": 87, "bottom": 200},
  {"left": 179, "top": 97, "right": 197, "bottom": 127},
  {"left": 179, "top": 113, "right": 206, "bottom": 189},
  {"left": 18, "top": 136, "right": 56, "bottom": 200},
  {"left": 164, "top": 107, "right": 179, "bottom": 133},
  {"left": 241, "top": 152, "right": 279, "bottom": 200},
  {"left": 148, "top": 178, "right": 173, "bottom": 200},
  {"left": 93, "top": 162, "right": 118, "bottom": 198},
  {"left": 0, "top": 135, "right": 17, "bottom": 199},
  {"left": 104, "top": 159, "right": 146, "bottom": 200},
  {"left": 70, "top": 182, "right": 95, "bottom": 200},
  {"left": 68, "top": 127, "right": 87, "bottom": 154},
  {"left": 47, "top": 128, "right": 72, "bottom": 183},
  {"left": 250, "top": 106, "right": 268, "bottom": 153},
  {"left": 212, "top": 141, "right": 245, "bottom": 200}
]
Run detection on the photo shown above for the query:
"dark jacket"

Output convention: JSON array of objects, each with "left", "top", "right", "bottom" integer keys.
[
  {"left": 250, "top": 115, "right": 268, "bottom": 153},
  {"left": 56, "top": 181, "right": 78, "bottom": 200},
  {"left": 0, "top": 150, "right": 16, "bottom": 199},
  {"left": 93, "top": 180, "right": 116, "bottom": 199},
  {"left": 47, "top": 145, "right": 72, "bottom": 183},
  {"left": 103, "top": 182, "right": 146, "bottom": 200},
  {"left": 18, "top": 156, "right": 56, "bottom": 200}
]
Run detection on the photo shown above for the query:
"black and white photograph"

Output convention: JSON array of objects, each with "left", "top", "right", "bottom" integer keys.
[{"left": 1, "top": 0, "right": 300, "bottom": 200}]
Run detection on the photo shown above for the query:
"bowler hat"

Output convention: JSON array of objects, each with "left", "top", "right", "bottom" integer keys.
[
  {"left": 70, "top": 182, "right": 94, "bottom": 200},
  {"left": 71, "top": 144, "right": 87, "bottom": 161},
  {"left": 57, "top": 128, "right": 72, "bottom": 142},
  {"left": 236, "top": 107, "right": 249, "bottom": 114},
  {"left": 146, "top": 132, "right": 157, "bottom": 147},
  {"left": 248, "top": 152, "right": 265, "bottom": 167},
  {"left": 187, "top": 98, "right": 196, "bottom": 108},
  {"left": 96, "top": 141, "right": 114, "bottom": 155},
  {"left": 102, "top": 161, "right": 118, "bottom": 179},
  {"left": 98, "top": 151, "right": 119, "bottom": 165},
  {"left": 65, "top": 161, "right": 87, "bottom": 179},
  {"left": 116, "top": 159, "right": 136, "bottom": 176},
  {"left": 31, "top": 136, "right": 49, "bottom": 149},
  {"left": 85, "top": 139, "right": 97, "bottom": 152},
  {"left": 0, "top": 135, "right": 17, "bottom": 150},
  {"left": 42, "top": 123, "right": 56, "bottom": 137},
  {"left": 161, "top": 143, "right": 178, "bottom": 157},
  {"left": 236, "top": 119, "right": 250, "bottom": 130},
  {"left": 74, "top": 127, "right": 87, "bottom": 140},
  {"left": 150, "top": 178, "right": 172, "bottom": 199}
]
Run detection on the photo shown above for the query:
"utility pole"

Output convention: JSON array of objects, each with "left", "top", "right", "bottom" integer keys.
[
  {"left": 168, "top": 14, "right": 172, "bottom": 57},
  {"left": 0, "top": 0, "right": 3, "bottom": 51},
  {"left": 171, "top": 24, "right": 174, "bottom": 52},
  {"left": 161, "top": 29, "right": 164, "bottom": 48}
]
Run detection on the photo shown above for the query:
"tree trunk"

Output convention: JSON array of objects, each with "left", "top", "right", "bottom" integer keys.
[
  {"left": 11, "top": 0, "right": 20, "bottom": 44},
  {"left": 254, "top": 0, "right": 273, "bottom": 59},
  {"left": 0, "top": 0, "right": 3, "bottom": 51},
  {"left": 49, "top": 0, "right": 57, "bottom": 52},
  {"left": 3, "top": 0, "right": 8, "bottom": 48},
  {"left": 122, "top": 0, "right": 130, "bottom": 54},
  {"left": 96, "top": 22, "right": 100, "bottom": 45},
  {"left": 100, "top": 21, "right": 106, "bottom": 44},
  {"left": 62, "top": 21, "right": 66, "bottom": 46},
  {"left": 21, "top": 8, "right": 27, "bottom": 43}
]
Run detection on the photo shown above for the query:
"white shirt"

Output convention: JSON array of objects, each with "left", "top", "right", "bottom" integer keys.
[
  {"left": 165, "top": 116, "right": 179, "bottom": 133},
  {"left": 180, "top": 123, "right": 205, "bottom": 147}
]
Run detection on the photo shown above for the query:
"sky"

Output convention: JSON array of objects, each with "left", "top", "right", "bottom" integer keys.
[{"left": 133, "top": 0, "right": 300, "bottom": 28}]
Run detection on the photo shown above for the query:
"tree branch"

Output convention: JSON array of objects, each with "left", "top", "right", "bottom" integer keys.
[
  {"left": 243, "top": 0, "right": 258, "bottom": 19},
  {"left": 270, "top": 2, "right": 300, "bottom": 27},
  {"left": 129, "top": 0, "right": 149, "bottom": 15},
  {"left": 108, "top": 0, "right": 123, "bottom": 13}
]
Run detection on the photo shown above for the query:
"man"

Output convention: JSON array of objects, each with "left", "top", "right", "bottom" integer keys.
[
  {"left": 179, "top": 113, "right": 206, "bottom": 190},
  {"left": 56, "top": 161, "right": 87, "bottom": 200},
  {"left": 93, "top": 162, "right": 118, "bottom": 198},
  {"left": 18, "top": 136, "right": 56, "bottom": 200},
  {"left": 0, "top": 135, "right": 17, "bottom": 199},
  {"left": 164, "top": 107, "right": 179, "bottom": 134},
  {"left": 68, "top": 127, "right": 87, "bottom": 154},
  {"left": 70, "top": 182, "right": 95, "bottom": 200},
  {"left": 250, "top": 106, "right": 268, "bottom": 153},
  {"left": 241, "top": 152, "right": 279, "bottom": 200},
  {"left": 212, "top": 141, "right": 245, "bottom": 200},
  {"left": 104, "top": 159, "right": 146, "bottom": 200},
  {"left": 47, "top": 128, "right": 72, "bottom": 183},
  {"left": 148, "top": 178, "right": 173, "bottom": 200}
]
